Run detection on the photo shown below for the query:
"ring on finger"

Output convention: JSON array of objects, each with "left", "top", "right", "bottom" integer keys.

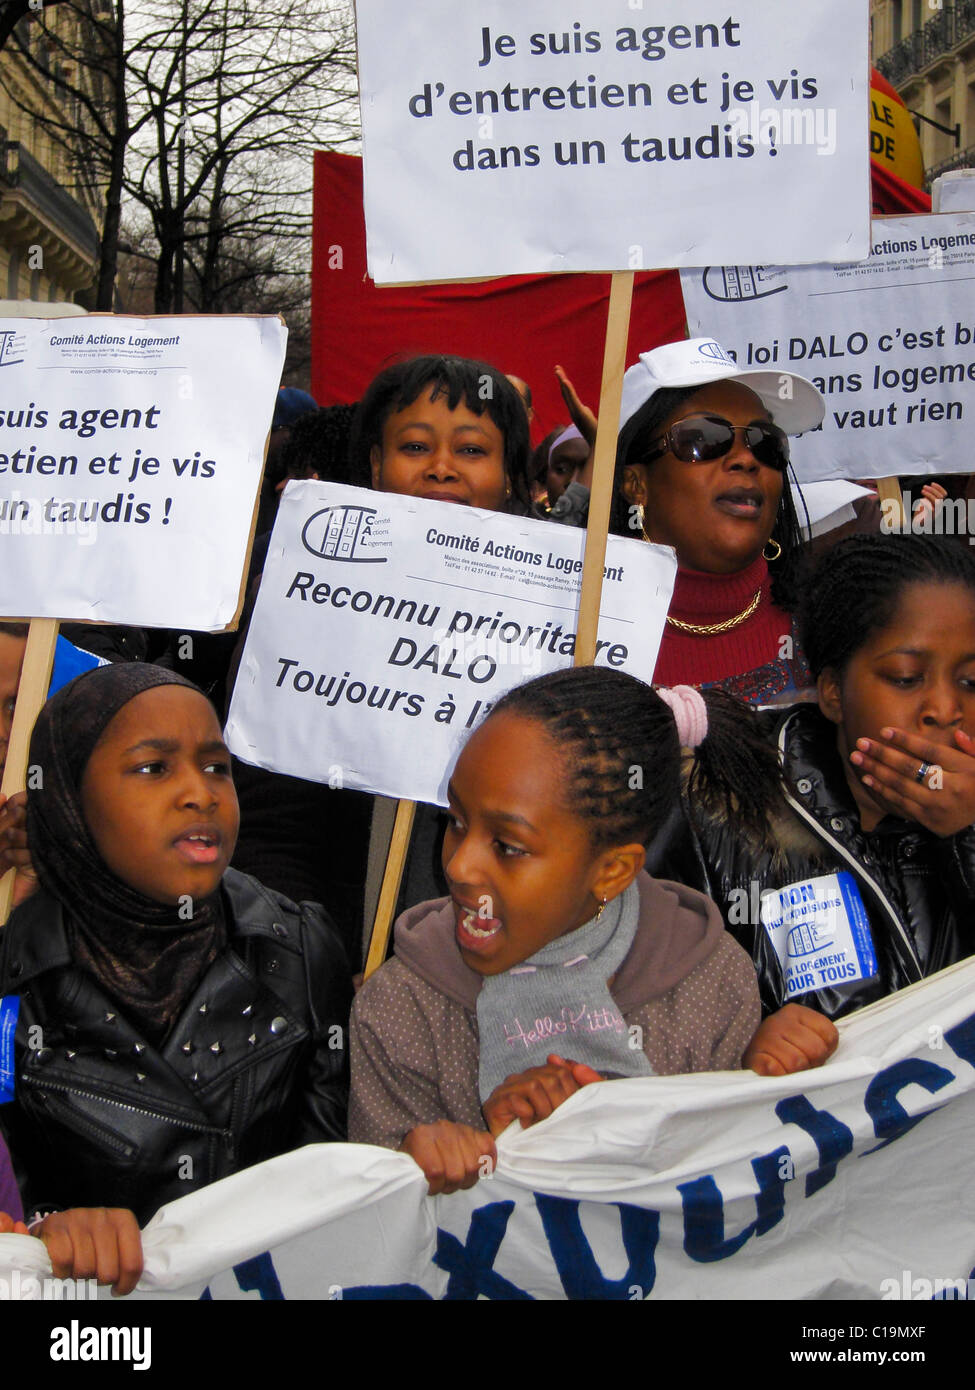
[{"left": 915, "top": 761, "right": 932, "bottom": 784}]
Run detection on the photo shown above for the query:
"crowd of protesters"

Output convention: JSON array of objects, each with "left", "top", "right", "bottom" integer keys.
[{"left": 1, "top": 338, "right": 973, "bottom": 1294}]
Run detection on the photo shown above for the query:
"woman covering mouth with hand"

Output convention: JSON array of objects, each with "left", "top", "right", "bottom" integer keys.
[{"left": 614, "top": 338, "right": 825, "bottom": 705}]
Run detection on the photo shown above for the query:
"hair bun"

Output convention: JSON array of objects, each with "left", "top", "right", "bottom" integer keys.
[{"left": 656, "top": 685, "right": 708, "bottom": 748}]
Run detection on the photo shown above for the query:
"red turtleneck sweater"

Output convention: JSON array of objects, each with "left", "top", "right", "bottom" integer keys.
[{"left": 653, "top": 554, "right": 803, "bottom": 701}]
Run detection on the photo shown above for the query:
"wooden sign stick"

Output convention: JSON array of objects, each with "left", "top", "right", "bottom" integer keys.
[
  {"left": 363, "top": 797, "right": 416, "bottom": 979},
  {"left": 0, "top": 617, "right": 59, "bottom": 925},
  {"left": 575, "top": 270, "right": 635, "bottom": 666},
  {"left": 875, "top": 476, "right": 904, "bottom": 528}
]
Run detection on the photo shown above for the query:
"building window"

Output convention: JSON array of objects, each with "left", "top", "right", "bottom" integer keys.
[
  {"left": 911, "top": 0, "right": 922, "bottom": 33},
  {"left": 7, "top": 250, "right": 20, "bottom": 300},
  {"left": 892, "top": 0, "right": 903, "bottom": 43},
  {"left": 29, "top": 269, "right": 41, "bottom": 301}
]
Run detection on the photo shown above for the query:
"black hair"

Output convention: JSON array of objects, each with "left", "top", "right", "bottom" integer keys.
[
  {"left": 348, "top": 354, "right": 532, "bottom": 513},
  {"left": 530, "top": 427, "right": 563, "bottom": 486},
  {"left": 485, "top": 666, "right": 782, "bottom": 850},
  {"left": 799, "top": 533, "right": 975, "bottom": 679},
  {"left": 611, "top": 382, "right": 806, "bottom": 610},
  {"left": 0, "top": 622, "right": 28, "bottom": 638},
  {"left": 273, "top": 404, "right": 359, "bottom": 489}
]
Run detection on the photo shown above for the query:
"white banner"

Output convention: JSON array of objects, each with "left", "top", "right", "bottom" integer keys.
[
  {"left": 225, "top": 482, "right": 675, "bottom": 805},
  {"left": 4, "top": 957, "right": 975, "bottom": 1301},
  {"left": 681, "top": 213, "right": 975, "bottom": 482},
  {"left": 355, "top": 0, "right": 870, "bottom": 282},
  {"left": 0, "top": 316, "right": 286, "bottom": 629}
]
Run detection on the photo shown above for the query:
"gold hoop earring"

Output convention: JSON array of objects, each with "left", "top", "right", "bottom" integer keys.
[{"left": 763, "top": 539, "right": 782, "bottom": 562}]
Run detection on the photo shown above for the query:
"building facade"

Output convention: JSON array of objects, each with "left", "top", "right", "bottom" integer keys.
[
  {"left": 0, "top": 3, "right": 106, "bottom": 304},
  {"left": 872, "top": 0, "right": 975, "bottom": 183}
]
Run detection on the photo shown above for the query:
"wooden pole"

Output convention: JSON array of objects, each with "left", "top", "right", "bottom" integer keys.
[
  {"left": 363, "top": 798, "right": 416, "bottom": 980},
  {"left": 0, "top": 618, "right": 59, "bottom": 924},
  {"left": 875, "top": 476, "right": 904, "bottom": 528},
  {"left": 574, "top": 271, "right": 635, "bottom": 666}
]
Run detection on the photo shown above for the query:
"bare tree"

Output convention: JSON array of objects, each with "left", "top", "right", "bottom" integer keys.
[{"left": 1, "top": 0, "right": 359, "bottom": 310}]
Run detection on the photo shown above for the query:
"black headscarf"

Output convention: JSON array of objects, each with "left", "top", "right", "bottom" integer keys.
[{"left": 27, "top": 662, "right": 229, "bottom": 1045}]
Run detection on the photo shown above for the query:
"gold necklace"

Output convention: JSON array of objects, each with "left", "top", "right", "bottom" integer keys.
[{"left": 665, "top": 586, "right": 763, "bottom": 635}]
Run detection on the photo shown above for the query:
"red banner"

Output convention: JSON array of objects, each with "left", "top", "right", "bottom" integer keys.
[
  {"left": 312, "top": 151, "right": 930, "bottom": 436},
  {"left": 311, "top": 152, "right": 685, "bottom": 441}
]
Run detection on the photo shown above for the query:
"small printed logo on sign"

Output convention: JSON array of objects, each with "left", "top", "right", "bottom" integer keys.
[
  {"left": 760, "top": 872, "right": 878, "bottom": 998},
  {"left": 702, "top": 265, "right": 789, "bottom": 303},
  {"left": 301, "top": 505, "right": 387, "bottom": 563},
  {"left": 0, "top": 330, "right": 26, "bottom": 367}
]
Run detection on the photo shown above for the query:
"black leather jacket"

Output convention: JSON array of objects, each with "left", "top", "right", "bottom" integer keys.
[
  {"left": 648, "top": 703, "right": 975, "bottom": 1019},
  {"left": 0, "top": 869, "right": 351, "bottom": 1225}
]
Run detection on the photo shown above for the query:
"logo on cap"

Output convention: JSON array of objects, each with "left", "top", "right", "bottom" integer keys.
[{"left": 697, "top": 340, "right": 737, "bottom": 365}]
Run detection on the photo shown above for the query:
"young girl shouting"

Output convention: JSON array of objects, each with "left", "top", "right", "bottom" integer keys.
[
  {"left": 349, "top": 667, "right": 762, "bottom": 1193},
  {"left": 0, "top": 663, "right": 351, "bottom": 1248}
]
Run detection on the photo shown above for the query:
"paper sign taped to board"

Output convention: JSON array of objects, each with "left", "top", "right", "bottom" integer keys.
[
  {"left": 681, "top": 213, "right": 975, "bottom": 482},
  {"left": 355, "top": 0, "right": 870, "bottom": 281},
  {"left": 0, "top": 316, "right": 286, "bottom": 629},
  {"left": 225, "top": 482, "right": 676, "bottom": 805}
]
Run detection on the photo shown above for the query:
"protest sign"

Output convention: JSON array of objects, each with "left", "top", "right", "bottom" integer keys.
[
  {"left": 0, "top": 315, "right": 286, "bottom": 630},
  {"left": 355, "top": 0, "right": 870, "bottom": 282},
  {"left": 792, "top": 479, "right": 872, "bottom": 539},
  {"left": 681, "top": 213, "right": 975, "bottom": 483},
  {"left": 5, "top": 955, "right": 973, "bottom": 1301},
  {"left": 225, "top": 481, "right": 675, "bottom": 807}
]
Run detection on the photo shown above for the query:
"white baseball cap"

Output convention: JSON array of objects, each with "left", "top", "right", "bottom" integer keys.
[{"left": 618, "top": 337, "right": 825, "bottom": 436}]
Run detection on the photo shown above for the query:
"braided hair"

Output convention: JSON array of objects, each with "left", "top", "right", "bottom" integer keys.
[
  {"left": 799, "top": 533, "right": 975, "bottom": 679},
  {"left": 486, "top": 666, "right": 782, "bottom": 849},
  {"left": 348, "top": 354, "right": 532, "bottom": 513},
  {"left": 611, "top": 381, "right": 806, "bottom": 610}
]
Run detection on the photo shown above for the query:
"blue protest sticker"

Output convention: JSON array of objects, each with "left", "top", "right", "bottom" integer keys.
[
  {"left": 760, "top": 872, "right": 878, "bottom": 997},
  {"left": 0, "top": 995, "right": 19, "bottom": 1103}
]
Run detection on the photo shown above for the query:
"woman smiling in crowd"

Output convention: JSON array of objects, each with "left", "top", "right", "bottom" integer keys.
[{"left": 351, "top": 354, "right": 532, "bottom": 514}]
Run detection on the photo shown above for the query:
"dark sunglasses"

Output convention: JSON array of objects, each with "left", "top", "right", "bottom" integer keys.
[{"left": 646, "top": 414, "right": 791, "bottom": 472}]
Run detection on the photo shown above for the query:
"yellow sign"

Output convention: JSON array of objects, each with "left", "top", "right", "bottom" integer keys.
[{"left": 870, "top": 69, "right": 925, "bottom": 190}]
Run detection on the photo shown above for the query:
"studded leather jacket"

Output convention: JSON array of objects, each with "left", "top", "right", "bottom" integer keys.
[
  {"left": 0, "top": 869, "right": 351, "bottom": 1226},
  {"left": 647, "top": 703, "right": 975, "bottom": 1020}
]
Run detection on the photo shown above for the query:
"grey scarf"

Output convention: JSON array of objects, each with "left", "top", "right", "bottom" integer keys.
[{"left": 476, "top": 881, "right": 654, "bottom": 1102}]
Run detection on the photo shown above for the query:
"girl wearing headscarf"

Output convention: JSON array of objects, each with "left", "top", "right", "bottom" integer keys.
[{"left": 0, "top": 663, "right": 351, "bottom": 1263}]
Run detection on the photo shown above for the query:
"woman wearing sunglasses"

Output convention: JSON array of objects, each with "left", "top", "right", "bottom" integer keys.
[{"left": 613, "top": 338, "right": 825, "bottom": 704}]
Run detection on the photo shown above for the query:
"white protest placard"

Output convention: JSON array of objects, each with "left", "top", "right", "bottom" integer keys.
[
  {"left": 6, "top": 955, "right": 972, "bottom": 1301},
  {"left": 355, "top": 0, "right": 870, "bottom": 282},
  {"left": 681, "top": 213, "right": 975, "bottom": 482},
  {"left": 0, "top": 315, "right": 286, "bottom": 629},
  {"left": 791, "top": 479, "right": 872, "bottom": 539},
  {"left": 225, "top": 482, "right": 675, "bottom": 806}
]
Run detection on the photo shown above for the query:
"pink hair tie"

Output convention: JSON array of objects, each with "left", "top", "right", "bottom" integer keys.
[{"left": 657, "top": 685, "right": 708, "bottom": 748}]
